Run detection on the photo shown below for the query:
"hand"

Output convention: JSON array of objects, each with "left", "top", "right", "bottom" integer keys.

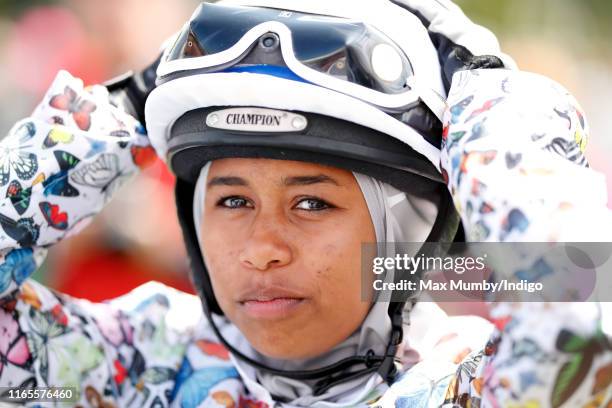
[{"left": 104, "top": 53, "right": 162, "bottom": 128}]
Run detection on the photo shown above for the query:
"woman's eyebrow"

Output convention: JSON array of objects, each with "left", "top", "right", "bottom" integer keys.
[
  {"left": 282, "top": 175, "right": 340, "bottom": 186},
  {"left": 207, "top": 176, "right": 248, "bottom": 187}
]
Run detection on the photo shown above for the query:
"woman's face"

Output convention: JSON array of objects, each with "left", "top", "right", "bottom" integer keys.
[{"left": 199, "top": 158, "right": 376, "bottom": 359}]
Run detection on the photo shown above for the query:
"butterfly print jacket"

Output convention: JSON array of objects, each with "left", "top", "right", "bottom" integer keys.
[{"left": 0, "top": 67, "right": 609, "bottom": 408}]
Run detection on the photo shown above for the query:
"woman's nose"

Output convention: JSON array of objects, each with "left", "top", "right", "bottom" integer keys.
[{"left": 238, "top": 220, "right": 292, "bottom": 271}]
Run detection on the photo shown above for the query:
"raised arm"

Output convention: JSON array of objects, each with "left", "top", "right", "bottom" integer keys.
[
  {"left": 0, "top": 69, "right": 152, "bottom": 300},
  {"left": 440, "top": 68, "right": 612, "bottom": 407},
  {"left": 0, "top": 69, "right": 188, "bottom": 406}
]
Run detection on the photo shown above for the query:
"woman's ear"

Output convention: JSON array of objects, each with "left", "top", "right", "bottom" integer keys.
[{"left": 390, "top": 0, "right": 516, "bottom": 92}]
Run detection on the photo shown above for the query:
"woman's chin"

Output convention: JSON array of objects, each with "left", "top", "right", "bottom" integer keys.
[{"left": 236, "top": 321, "right": 340, "bottom": 360}]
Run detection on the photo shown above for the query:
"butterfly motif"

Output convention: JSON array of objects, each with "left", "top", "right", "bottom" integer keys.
[
  {"left": 11, "top": 121, "right": 37, "bottom": 143},
  {"left": 450, "top": 95, "right": 474, "bottom": 124},
  {"left": 125, "top": 364, "right": 176, "bottom": 407},
  {"left": 465, "top": 97, "right": 505, "bottom": 123},
  {"left": 80, "top": 385, "right": 117, "bottom": 408},
  {"left": 592, "top": 362, "right": 612, "bottom": 395},
  {"left": 505, "top": 152, "right": 522, "bottom": 169},
  {"left": 18, "top": 281, "right": 42, "bottom": 310},
  {"left": 49, "top": 86, "right": 97, "bottom": 131},
  {"left": 22, "top": 297, "right": 104, "bottom": 388},
  {"left": 545, "top": 137, "right": 571, "bottom": 157},
  {"left": 501, "top": 77, "right": 511, "bottom": 94},
  {"left": 212, "top": 391, "right": 236, "bottom": 408},
  {"left": 0, "top": 248, "right": 36, "bottom": 293},
  {"left": 0, "top": 308, "right": 32, "bottom": 377},
  {"left": 447, "top": 131, "right": 467, "bottom": 151},
  {"left": 518, "top": 371, "right": 543, "bottom": 393},
  {"left": 133, "top": 292, "right": 170, "bottom": 313},
  {"left": 553, "top": 107, "right": 572, "bottom": 130},
  {"left": 0, "top": 130, "right": 39, "bottom": 186},
  {"left": 471, "top": 179, "right": 486, "bottom": 196},
  {"left": 458, "top": 150, "right": 497, "bottom": 187},
  {"left": 171, "top": 357, "right": 239, "bottom": 408},
  {"left": 42, "top": 150, "right": 81, "bottom": 197},
  {"left": 239, "top": 396, "right": 271, "bottom": 408},
  {"left": 0, "top": 377, "right": 36, "bottom": 404},
  {"left": 195, "top": 340, "right": 230, "bottom": 360},
  {"left": 465, "top": 120, "right": 486, "bottom": 144},
  {"left": 0, "top": 214, "right": 39, "bottom": 247},
  {"left": 83, "top": 136, "right": 107, "bottom": 159},
  {"left": 39, "top": 202, "right": 69, "bottom": 230},
  {"left": 479, "top": 202, "right": 495, "bottom": 214},
  {"left": 471, "top": 221, "right": 491, "bottom": 242},
  {"left": 88, "top": 303, "right": 134, "bottom": 347},
  {"left": 50, "top": 116, "right": 65, "bottom": 125},
  {"left": 113, "top": 358, "right": 128, "bottom": 386},
  {"left": 127, "top": 349, "right": 146, "bottom": 385},
  {"left": 135, "top": 123, "right": 147, "bottom": 136},
  {"left": 551, "top": 328, "right": 609, "bottom": 408},
  {"left": 455, "top": 353, "right": 481, "bottom": 383},
  {"left": 499, "top": 208, "right": 529, "bottom": 240},
  {"left": 140, "top": 366, "right": 177, "bottom": 386},
  {"left": 55, "top": 336, "right": 105, "bottom": 392},
  {"left": 574, "top": 128, "right": 588, "bottom": 153},
  {"left": 515, "top": 258, "right": 553, "bottom": 283},
  {"left": 43, "top": 127, "right": 74, "bottom": 149},
  {"left": 508, "top": 338, "right": 549, "bottom": 364},
  {"left": 69, "top": 154, "right": 132, "bottom": 202},
  {"left": 6, "top": 180, "right": 33, "bottom": 216},
  {"left": 110, "top": 129, "right": 130, "bottom": 148},
  {"left": 49, "top": 303, "right": 69, "bottom": 326},
  {"left": 26, "top": 307, "right": 69, "bottom": 383},
  {"left": 131, "top": 145, "right": 157, "bottom": 169}
]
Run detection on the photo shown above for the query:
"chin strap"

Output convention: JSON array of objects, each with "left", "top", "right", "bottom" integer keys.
[{"left": 200, "top": 297, "right": 405, "bottom": 397}]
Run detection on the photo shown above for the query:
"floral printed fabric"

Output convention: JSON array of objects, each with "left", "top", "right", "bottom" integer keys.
[{"left": 0, "top": 69, "right": 609, "bottom": 407}]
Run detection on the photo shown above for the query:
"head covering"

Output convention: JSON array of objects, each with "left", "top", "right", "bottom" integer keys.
[{"left": 192, "top": 161, "right": 438, "bottom": 405}]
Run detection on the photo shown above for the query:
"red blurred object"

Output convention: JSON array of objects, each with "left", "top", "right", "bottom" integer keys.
[
  {"left": 6, "top": 6, "right": 110, "bottom": 96},
  {"left": 54, "top": 248, "right": 195, "bottom": 302}
]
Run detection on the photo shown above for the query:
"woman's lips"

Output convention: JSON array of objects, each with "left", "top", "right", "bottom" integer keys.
[{"left": 238, "top": 287, "right": 307, "bottom": 319}]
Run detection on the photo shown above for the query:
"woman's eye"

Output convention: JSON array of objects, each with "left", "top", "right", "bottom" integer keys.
[
  {"left": 295, "top": 198, "right": 331, "bottom": 211},
  {"left": 218, "top": 196, "right": 252, "bottom": 209}
]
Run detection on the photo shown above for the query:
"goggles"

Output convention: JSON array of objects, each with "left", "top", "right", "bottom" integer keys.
[{"left": 158, "top": 2, "right": 446, "bottom": 119}]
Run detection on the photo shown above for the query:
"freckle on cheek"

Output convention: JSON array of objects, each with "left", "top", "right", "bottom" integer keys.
[{"left": 323, "top": 245, "right": 337, "bottom": 257}]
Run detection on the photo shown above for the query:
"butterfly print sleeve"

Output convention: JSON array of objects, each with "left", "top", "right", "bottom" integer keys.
[
  {"left": 0, "top": 69, "right": 154, "bottom": 300},
  {"left": 0, "top": 70, "right": 167, "bottom": 405},
  {"left": 439, "top": 69, "right": 612, "bottom": 407}
]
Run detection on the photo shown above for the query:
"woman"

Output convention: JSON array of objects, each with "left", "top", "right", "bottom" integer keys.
[{"left": 0, "top": 0, "right": 609, "bottom": 407}]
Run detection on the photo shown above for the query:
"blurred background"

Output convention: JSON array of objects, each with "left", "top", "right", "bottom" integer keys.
[{"left": 0, "top": 0, "right": 610, "bottom": 310}]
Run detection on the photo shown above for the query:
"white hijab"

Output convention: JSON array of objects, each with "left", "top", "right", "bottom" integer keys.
[{"left": 192, "top": 162, "right": 438, "bottom": 405}]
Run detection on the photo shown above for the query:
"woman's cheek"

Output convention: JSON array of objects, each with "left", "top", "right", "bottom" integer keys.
[
  {"left": 203, "top": 241, "right": 239, "bottom": 310},
  {"left": 310, "top": 244, "right": 355, "bottom": 304}
]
